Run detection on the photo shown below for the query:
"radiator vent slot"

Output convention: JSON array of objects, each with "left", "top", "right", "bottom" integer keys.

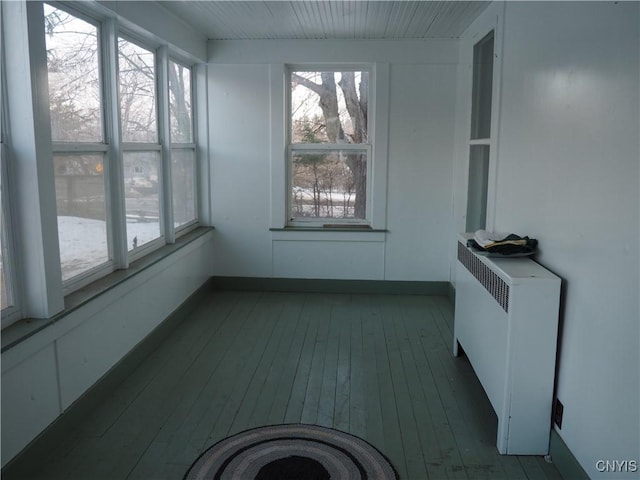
[{"left": 458, "top": 242, "right": 509, "bottom": 312}]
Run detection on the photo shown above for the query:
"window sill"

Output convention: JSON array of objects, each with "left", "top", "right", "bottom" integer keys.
[
  {"left": 270, "top": 226, "right": 387, "bottom": 243},
  {"left": 270, "top": 226, "right": 388, "bottom": 233},
  {"left": 1, "top": 226, "right": 214, "bottom": 353}
]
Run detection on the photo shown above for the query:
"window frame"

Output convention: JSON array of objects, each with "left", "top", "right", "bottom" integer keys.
[
  {"left": 117, "top": 33, "right": 166, "bottom": 260},
  {"left": 457, "top": 6, "right": 504, "bottom": 237},
  {"left": 465, "top": 30, "right": 494, "bottom": 233},
  {"left": 1, "top": 120, "right": 22, "bottom": 328},
  {"left": 285, "top": 66, "right": 373, "bottom": 228},
  {"left": 25, "top": 1, "right": 200, "bottom": 310},
  {"left": 168, "top": 58, "right": 198, "bottom": 235},
  {"left": 44, "top": 2, "right": 117, "bottom": 293},
  {"left": 0, "top": 151, "right": 21, "bottom": 328},
  {"left": 0, "top": 1, "right": 22, "bottom": 327},
  {"left": 1, "top": 0, "right": 204, "bottom": 327}
]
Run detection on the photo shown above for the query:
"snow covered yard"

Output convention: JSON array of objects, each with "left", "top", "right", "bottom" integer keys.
[{"left": 58, "top": 216, "right": 161, "bottom": 280}]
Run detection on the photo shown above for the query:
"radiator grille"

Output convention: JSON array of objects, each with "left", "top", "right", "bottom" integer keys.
[{"left": 458, "top": 242, "right": 509, "bottom": 313}]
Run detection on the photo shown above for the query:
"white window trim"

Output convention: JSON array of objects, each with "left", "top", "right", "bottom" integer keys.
[
  {"left": 274, "top": 64, "right": 388, "bottom": 230},
  {"left": 121, "top": 147, "right": 166, "bottom": 262},
  {"left": 45, "top": 3, "right": 115, "bottom": 292},
  {"left": 4, "top": 1, "right": 65, "bottom": 319},
  {"left": 287, "top": 66, "right": 372, "bottom": 227},
  {"left": 286, "top": 144, "right": 373, "bottom": 226},
  {"left": 461, "top": 4, "right": 505, "bottom": 233},
  {"left": 167, "top": 58, "right": 198, "bottom": 236},
  {"left": 170, "top": 143, "right": 196, "bottom": 150},
  {"left": 171, "top": 145, "right": 199, "bottom": 236},
  {"left": 0, "top": 1, "right": 21, "bottom": 328},
  {"left": 122, "top": 143, "right": 162, "bottom": 152},
  {"left": 118, "top": 34, "right": 167, "bottom": 259},
  {"left": 54, "top": 149, "right": 117, "bottom": 296},
  {"left": 1, "top": 145, "right": 23, "bottom": 329}
]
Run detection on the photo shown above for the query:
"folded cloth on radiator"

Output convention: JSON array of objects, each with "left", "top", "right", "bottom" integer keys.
[
  {"left": 469, "top": 230, "right": 538, "bottom": 255},
  {"left": 473, "top": 230, "right": 512, "bottom": 247}
]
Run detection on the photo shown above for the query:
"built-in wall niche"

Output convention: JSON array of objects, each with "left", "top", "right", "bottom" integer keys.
[{"left": 466, "top": 30, "right": 494, "bottom": 232}]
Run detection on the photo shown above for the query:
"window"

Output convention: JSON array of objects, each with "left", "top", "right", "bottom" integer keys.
[
  {"left": 0, "top": 201, "right": 12, "bottom": 313},
  {"left": 1, "top": 36, "right": 12, "bottom": 313},
  {"left": 470, "top": 31, "right": 494, "bottom": 141},
  {"left": 288, "top": 69, "right": 370, "bottom": 225},
  {"left": 169, "top": 60, "right": 197, "bottom": 230},
  {"left": 2, "top": 2, "right": 201, "bottom": 323},
  {"left": 45, "top": 4, "right": 111, "bottom": 284},
  {"left": 466, "top": 31, "right": 494, "bottom": 232},
  {"left": 466, "top": 145, "right": 490, "bottom": 231},
  {"left": 0, "top": 152, "right": 18, "bottom": 325},
  {"left": 118, "top": 37, "right": 162, "bottom": 253},
  {"left": 1, "top": 1, "right": 20, "bottom": 326},
  {"left": 0, "top": 4, "right": 6, "bottom": 309}
]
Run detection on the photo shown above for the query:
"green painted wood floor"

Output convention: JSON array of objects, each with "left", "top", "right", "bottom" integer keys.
[{"left": 8, "top": 291, "right": 563, "bottom": 479}]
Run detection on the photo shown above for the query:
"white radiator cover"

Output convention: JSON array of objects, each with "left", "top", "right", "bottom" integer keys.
[{"left": 454, "top": 233, "right": 561, "bottom": 455}]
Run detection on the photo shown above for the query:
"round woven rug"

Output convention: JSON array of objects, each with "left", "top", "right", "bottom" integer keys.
[{"left": 184, "top": 424, "right": 398, "bottom": 480}]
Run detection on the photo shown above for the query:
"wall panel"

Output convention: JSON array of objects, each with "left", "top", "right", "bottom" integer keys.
[
  {"left": 1, "top": 345, "right": 60, "bottom": 465},
  {"left": 1, "top": 233, "right": 214, "bottom": 467}
]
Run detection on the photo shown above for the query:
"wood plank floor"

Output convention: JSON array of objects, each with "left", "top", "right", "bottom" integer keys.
[{"left": 7, "top": 291, "right": 563, "bottom": 479}]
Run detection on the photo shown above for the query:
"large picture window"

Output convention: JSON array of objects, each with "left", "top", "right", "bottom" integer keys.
[{"left": 288, "top": 69, "right": 370, "bottom": 225}]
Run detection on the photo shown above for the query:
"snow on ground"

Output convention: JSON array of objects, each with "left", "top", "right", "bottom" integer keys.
[{"left": 58, "top": 216, "right": 160, "bottom": 280}]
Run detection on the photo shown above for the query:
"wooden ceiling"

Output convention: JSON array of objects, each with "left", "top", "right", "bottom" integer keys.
[{"left": 160, "top": 1, "right": 491, "bottom": 40}]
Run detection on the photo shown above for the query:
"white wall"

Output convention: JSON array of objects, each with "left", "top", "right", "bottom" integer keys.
[
  {"left": 454, "top": 2, "right": 639, "bottom": 477},
  {"left": 1, "top": 232, "right": 214, "bottom": 466},
  {"left": 208, "top": 40, "right": 458, "bottom": 281}
]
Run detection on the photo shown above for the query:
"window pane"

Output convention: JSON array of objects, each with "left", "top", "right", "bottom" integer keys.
[
  {"left": 0, "top": 236, "right": 9, "bottom": 309},
  {"left": 470, "top": 31, "right": 494, "bottom": 140},
  {"left": 119, "top": 39, "right": 157, "bottom": 142},
  {"left": 169, "top": 62, "right": 192, "bottom": 143},
  {"left": 54, "top": 154, "right": 109, "bottom": 281},
  {"left": 466, "top": 145, "right": 490, "bottom": 232},
  {"left": 1, "top": 183, "right": 12, "bottom": 310},
  {"left": 1, "top": 9, "right": 12, "bottom": 311},
  {"left": 291, "top": 149, "right": 367, "bottom": 220},
  {"left": 171, "top": 149, "right": 196, "bottom": 228},
  {"left": 124, "top": 151, "right": 161, "bottom": 250},
  {"left": 44, "top": 4, "right": 103, "bottom": 142},
  {"left": 291, "top": 71, "right": 368, "bottom": 144}
]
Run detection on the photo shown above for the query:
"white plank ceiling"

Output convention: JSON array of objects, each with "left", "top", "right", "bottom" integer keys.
[{"left": 160, "top": 1, "right": 491, "bottom": 40}]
